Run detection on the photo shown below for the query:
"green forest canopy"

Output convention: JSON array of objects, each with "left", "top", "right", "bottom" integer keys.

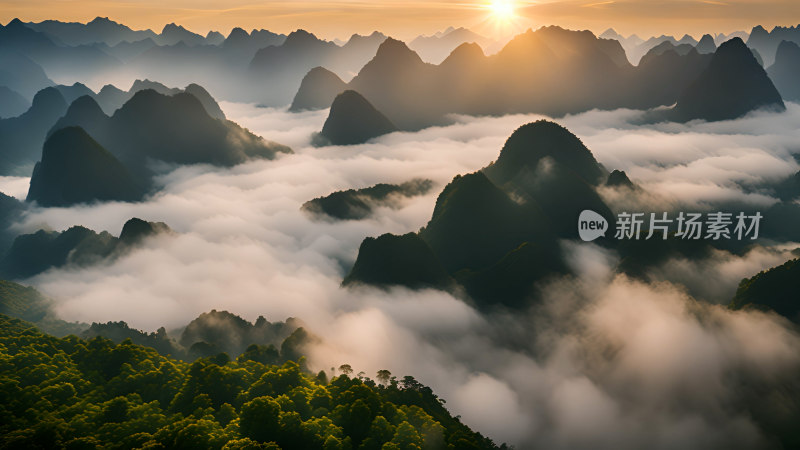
[{"left": 0, "top": 314, "right": 503, "bottom": 450}]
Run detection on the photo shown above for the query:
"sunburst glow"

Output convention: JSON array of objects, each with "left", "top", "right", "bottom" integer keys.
[{"left": 488, "top": 0, "right": 516, "bottom": 22}]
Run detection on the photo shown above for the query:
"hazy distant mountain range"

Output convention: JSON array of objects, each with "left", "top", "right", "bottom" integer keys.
[
  {"left": 2, "top": 17, "right": 799, "bottom": 111},
  {"left": 300, "top": 27, "right": 785, "bottom": 132}
]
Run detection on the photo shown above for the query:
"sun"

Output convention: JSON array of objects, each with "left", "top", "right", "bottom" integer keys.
[{"left": 487, "top": 0, "right": 516, "bottom": 22}]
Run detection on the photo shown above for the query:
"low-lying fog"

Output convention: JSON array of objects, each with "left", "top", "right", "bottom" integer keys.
[{"left": 11, "top": 102, "right": 800, "bottom": 449}]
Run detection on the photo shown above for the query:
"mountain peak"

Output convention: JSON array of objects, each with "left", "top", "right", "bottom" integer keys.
[
  {"left": 488, "top": 120, "right": 605, "bottom": 185},
  {"left": 88, "top": 17, "right": 116, "bottom": 25},
  {"left": 119, "top": 218, "right": 172, "bottom": 245},
  {"left": 285, "top": 29, "right": 322, "bottom": 46},
  {"left": 31, "top": 87, "right": 67, "bottom": 112},
  {"left": 674, "top": 37, "right": 785, "bottom": 121},
  {"left": 373, "top": 37, "right": 424, "bottom": 64},
  {"left": 226, "top": 27, "right": 249, "bottom": 41},
  {"left": 26, "top": 126, "right": 144, "bottom": 206},
  {"left": 162, "top": 22, "right": 186, "bottom": 34},
  {"left": 441, "top": 42, "right": 485, "bottom": 66},
  {"left": 317, "top": 90, "right": 397, "bottom": 146}
]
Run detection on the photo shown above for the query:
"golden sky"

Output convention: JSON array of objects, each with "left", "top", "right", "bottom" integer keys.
[{"left": 1, "top": 0, "right": 799, "bottom": 41}]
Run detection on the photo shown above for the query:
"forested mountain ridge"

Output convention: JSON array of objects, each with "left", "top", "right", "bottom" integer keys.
[{"left": 0, "top": 314, "right": 502, "bottom": 449}]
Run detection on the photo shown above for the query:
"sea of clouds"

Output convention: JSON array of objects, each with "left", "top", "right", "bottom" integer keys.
[{"left": 8, "top": 102, "right": 800, "bottom": 448}]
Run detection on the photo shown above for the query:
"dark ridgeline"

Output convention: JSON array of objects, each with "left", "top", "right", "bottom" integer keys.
[
  {"left": 91, "top": 79, "right": 224, "bottom": 116},
  {"left": 0, "top": 18, "right": 121, "bottom": 82},
  {"left": 46, "top": 89, "right": 289, "bottom": 190},
  {"left": 295, "top": 27, "right": 764, "bottom": 130},
  {"left": 635, "top": 43, "right": 712, "bottom": 108},
  {"left": 0, "top": 87, "right": 68, "bottom": 175},
  {"left": 184, "top": 83, "right": 226, "bottom": 119},
  {"left": 344, "top": 120, "right": 612, "bottom": 309},
  {"left": 730, "top": 258, "right": 800, "bottom": 324},
  {"left": 0, "top": 192, "right": 23, "bottom": 254},
  {"left": 747, "top": 24, "right": 800, "bottom": 67},
  {"left": 53, "top": 82, "right": 95, "bottom": 105},
  {"left": 767, "top": 40, "right": 800, "bottom": 101},
  {"left": 647, "top": 40, "right": 695, "bottom": 57},
  {"left": 695, "top": 34, "right": 718, "bottom": 54},
  {"left": 0, "top": 87, "right": 29, "bottom": 118},
  {"left": 178, "top": 310, "right": 304, "bottom": 359},
  {"left": 21, "top": 85, "right": 289, "bottom": 206},
  {"left": 342, "top": 233, "right": 454, "bottom": 290},
  {"left": 672, "top": 38, "right": 785, "bottom": 122},
  {"left": 248, "top": 29, "right": 387, "bottom": 105},
  {"left": 315, "top": 90, "right": 398, "bottom": 145},
  {"left": 605, "top": 169, "right": 638, "bottom": 190},
  {"left": 156, "top": 23, "right": 206, "bottom": 46},
  {"left": 289, "top": 66, "right": 348, "bottom": 112},
  {"left": 408, "top": 27, "right": 495, "bottom": 63},
  {"left": 26, "top": 127, "right": 143, "bottom": 207},
  {"left": 0, "top": 217, "right": 172, "bottom": 280},
  {"left": 303, "top": 179, "right": 433, "bottom": 220},
  {"left": 24, "top": 16, "right": 156, "bottom": 46},
  {"left": 0, "top": 51, "right": 53, "bottom": 100}
]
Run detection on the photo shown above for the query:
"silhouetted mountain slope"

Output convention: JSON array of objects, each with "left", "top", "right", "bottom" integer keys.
[
  {"left": 419, "top": 172, "right": 547, "bottom": 273},
  {"left": 0, "top": 217, "right": 172, "bottom": 279},
  {"left": 206, "top": 30, "right": 225, "bottom": 45},
  {"left": 409, "top": 27, "right": 494, "bottom": 64},
  {"left": 118, "top": 217, "right": 172, "bottom": 246},
  {"left": 25, "top": 16, "right": 156, "bottom": 46},
  {"left": 696, "top": 34, "right": 717, "bottom": 54},
  {"left": 54, "top": 82, "right": 95, "bottom": 104},
  {"left": 628, "top": 34, "right": 699, "bottom": 64},
  {"left": 456, "top": 242, "right": 567, "bottom": 309},
  {"left": 82, "top": 321, "right": 184, "bottom": 358},
  {"left": 48, "top": 95, "right": 107, "bottom": 137},
  {"left": 767, "top": 40, "right": 800, "bottom": 101},
  {"left": 304, "top": 179, "right": 433, "bottom": 220},
  {"left": 673, "top": 38, "right": 785, "bottom": 122},
  {"left": 0, "top": 279, "right": 50, "bottom": 322},
  {"left": 155, "top": 23, "right": 205, "bottom": 46},
  {"left": 249, "top": 29, "right": 386, "bottom": 105},
  {"left": 0, "top": 192, "right": 23, "bottom": 253},
  {"left": 634, "top": 46, "right": 712, "bottom": 108},
  {"left": 220, "top": 27, "right": 286, "bottom": 69},
  {"left": 316, "top": 90, "right": 397, "bottom": 145},
  {"left": 348, "top": 37, "right": 440, "bottom": 129},
  {"left": 184, "top": 83, "right": 226, "bottom": 119},
  {"left": 97, "top": 37, "right": 156, "bottom": 61},
  {"left": 50, "top": 89, "right": 290, "bottom": 184},
  {"left": 606, "top": 169, "right": 637, "bottom": 189},
  {"left": 0, "top": 226, "right": 116, "bottom": 279},
  {"left": 485, "top": 120, "right": 605, "bottom": 186},
  {"left": 93, "top": 79, "right": 223, "bottom": 116},
  {"left": 0, "top": 87, "right": 28, "bottom": 118},
  {"left": 299, "top": 26, "right": 718, "bottom": 129},
  {"left": 647, "top": 41, "right": 694, "bottom": 56},
  {"left": 95, "top": 84, "right": 127, "bottom": 114},
  {"left": 484, "top": 121, "right": 612, "bottom": 237},
  {"left": 0, "top": 87, "right": 67, "bottom": 174},
  {"left": 0, "top": 18, "right": 122, "bottom": 82},
  {"left": 730, "top": 258, "right": 800, "bottom": 323},
  {"left": 26, "top": 127, "right": 145, "bottom": 206},
  {"left": 343, "top": 233, "right": 453, "bottom": 290},
  {"left": 0, "top": 51, "right": 53, "bottom": 100},
  {"left": 289, "top": 67, "right": 347, "bottom": 112},
  {"left": 345, "top": 120, "right": 613, "bottom": 308},
  {"left": 747, "top": 24, "right": 800, "bottom": 67},
  {"left": 179, "top": 309, "right": 301, "bottom": 358}
]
